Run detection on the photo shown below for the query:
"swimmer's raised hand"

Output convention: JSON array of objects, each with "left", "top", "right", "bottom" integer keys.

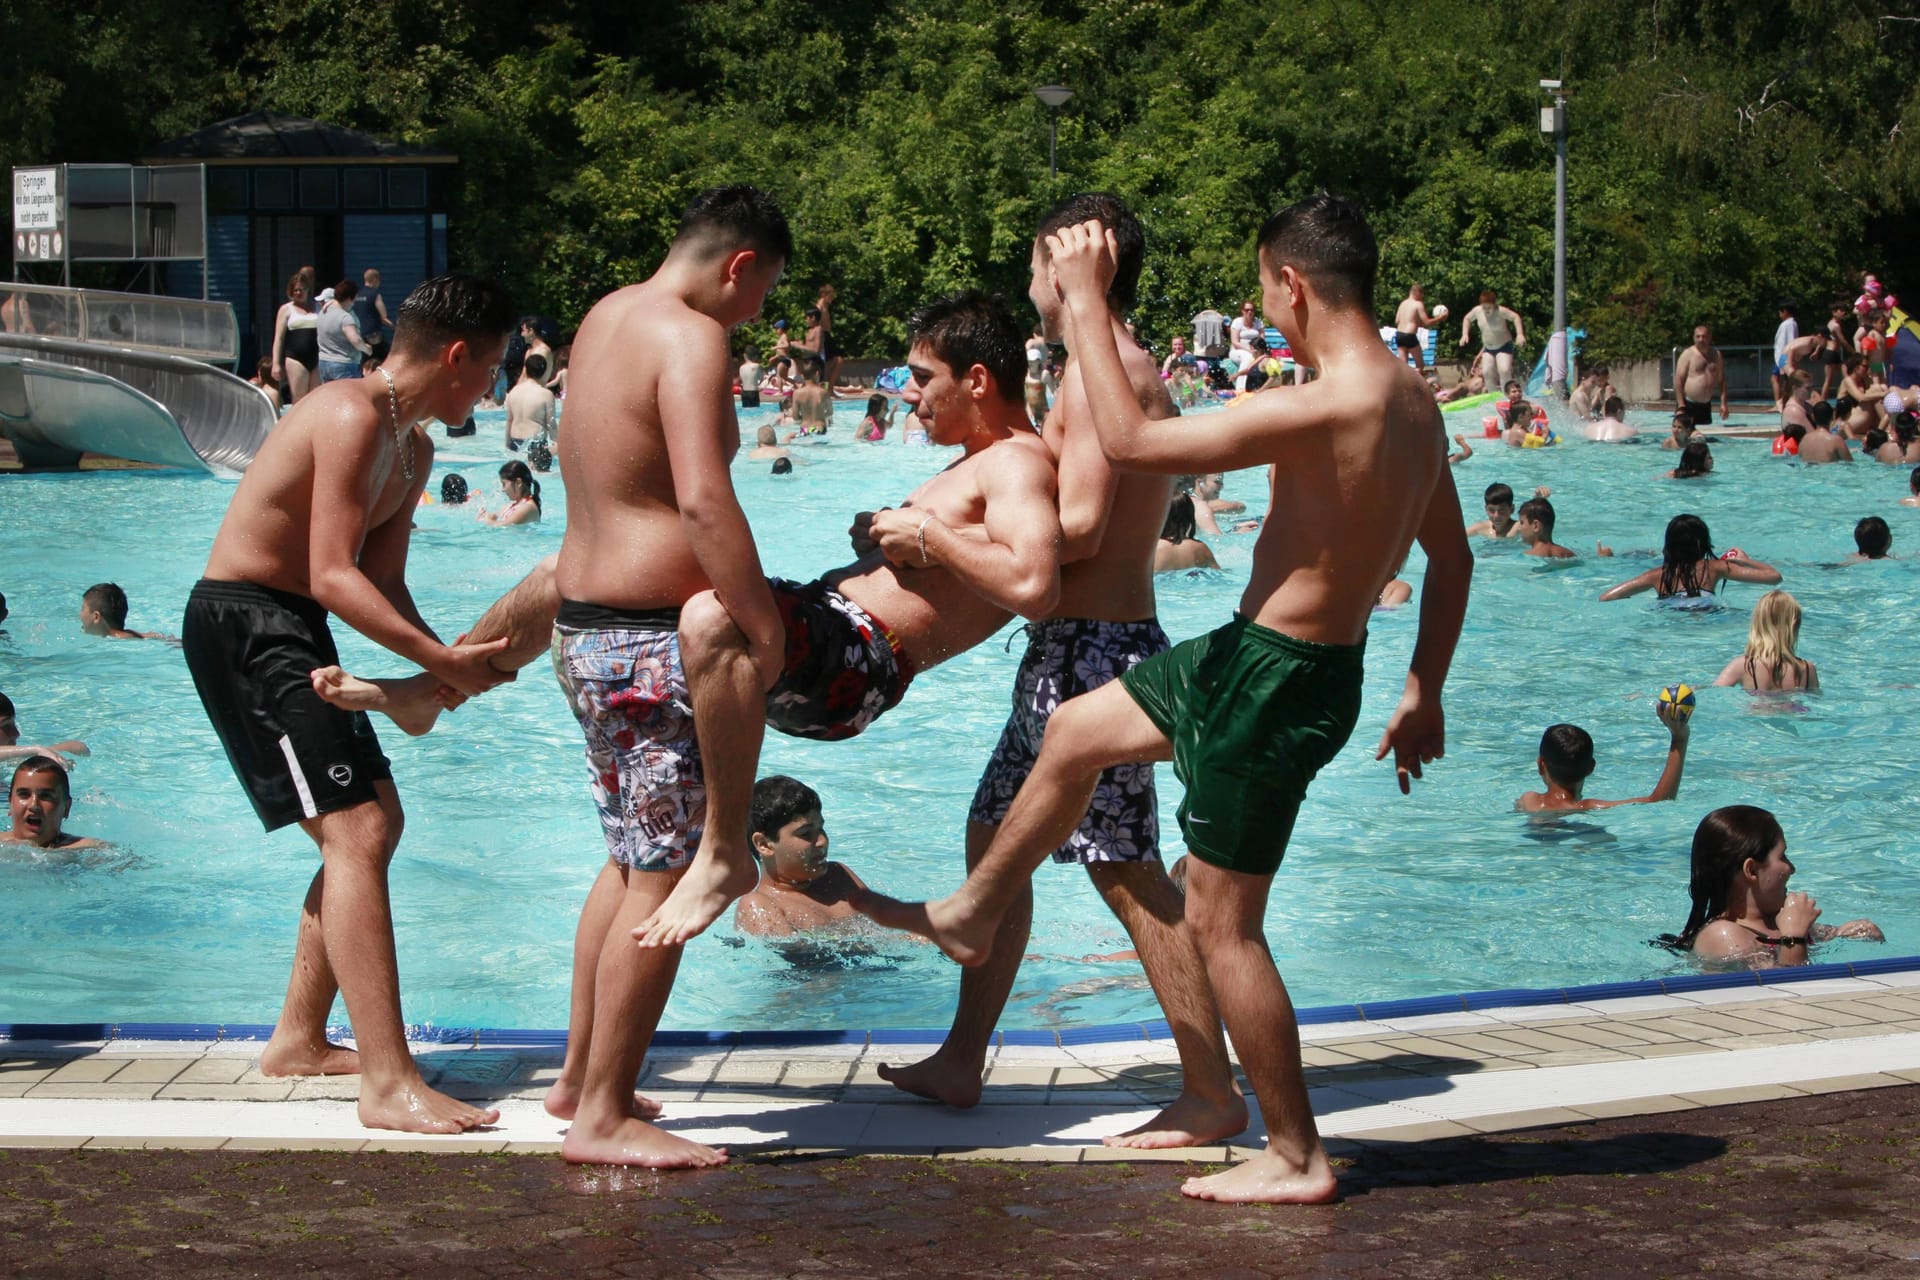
[
  {"left": 429, "top": 637, "right": 516, "bottom": 698},
  {"left": 1043, "top": 220, "right": 1119, "bottom": 314},
  {"left": 1375, "top": 688, "right": 1446, "bottom": 794}
]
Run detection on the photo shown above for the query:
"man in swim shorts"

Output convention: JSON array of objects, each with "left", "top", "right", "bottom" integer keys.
[
  {"left": 1673, "top": 324, "right": 1728, "bottom": 426},
  {"left": 1771, "top": 302, "right": 1799, "bottom": 410},
  {"left": 855, "top": 196, "right": 1473, "bottom": 1205},
  {"left": 873, "top": 195, "right": 1242, "bottom": 1151},
  {"left": 1460, "top": 288, "right": 1525, "bottom": 395},
  {"left": 1392, "top": 283, "right": 1439, "bottom": 370},
  {"left": 181, "top": 273, "right": 516, "bottom": 1136}
]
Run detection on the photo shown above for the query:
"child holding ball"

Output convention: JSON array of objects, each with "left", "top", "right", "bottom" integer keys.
[{"left": 1516, "top": 694, "right": 1692, "bottom": 812}]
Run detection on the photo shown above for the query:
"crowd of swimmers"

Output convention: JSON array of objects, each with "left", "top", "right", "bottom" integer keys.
[{"left": 0, "top": 185, "right": 1898, "bottom": 1209}]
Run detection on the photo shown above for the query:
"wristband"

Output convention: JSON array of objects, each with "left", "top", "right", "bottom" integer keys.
[
  {"left": 1762, "top": 934, "right": 1809, "bottom": 948},
  {"left": 916, "top": 514, "right": 933, "bottom": 567}
]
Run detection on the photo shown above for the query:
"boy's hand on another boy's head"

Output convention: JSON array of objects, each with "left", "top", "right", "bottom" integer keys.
[{"left": 1043, "top": 221, "right": 1118, "bottom": 313}]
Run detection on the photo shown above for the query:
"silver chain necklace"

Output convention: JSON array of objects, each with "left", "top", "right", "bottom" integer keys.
[{"left": 377, "top": 367, "right": 413, "bottom": 483}]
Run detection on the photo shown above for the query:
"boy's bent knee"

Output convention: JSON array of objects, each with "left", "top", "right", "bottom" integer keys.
[{"left": 679, "top": 591, "right": 748, "bottom": 655}]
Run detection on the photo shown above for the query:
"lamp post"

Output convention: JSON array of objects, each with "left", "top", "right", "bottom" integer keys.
[
  {"left": 1539, "top": 79, "right": 1568, "bottom": 397},
  {"left": 1034, "top": 84, "right": 1074, "bottom": 183}
]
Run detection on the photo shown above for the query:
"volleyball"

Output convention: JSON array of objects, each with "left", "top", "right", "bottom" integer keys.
[
  {"left": 1431, "top": 304, "right": 1450, "bottom": 321},
  {"left": 1657, "top": 683, "right": 1697, "bottom": 723}
]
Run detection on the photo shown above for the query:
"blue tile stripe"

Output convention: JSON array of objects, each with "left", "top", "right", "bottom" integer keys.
[{"left": 5, "top": 954, "right": 1916, "bottom": 1049}]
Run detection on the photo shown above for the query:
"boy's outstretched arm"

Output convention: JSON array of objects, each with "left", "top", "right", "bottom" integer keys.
[
  {"left": 1377, "top": 465, "right": 1472, "bottom": 793},
  {"left": 1598, "top": 707, "right": 1690, "bottom": 808}
]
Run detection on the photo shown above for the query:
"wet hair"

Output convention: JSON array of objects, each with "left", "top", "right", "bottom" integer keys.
[
  {"left": 1483, "top": 482, "right": 1514, "bottom": 508},
  {"left": 1674, "top": 440, "right": 1713, "bottom": 479},
  {"left": 1161, "top": 493, "right": 1199, "bottom": 544},
  {"left": 1656, "top": 806, "right": 1786, "bottom": 951},
  {"left": 1517, "top": 496, "right": 1555, "bottom": 536},
  {"left": 1782, "top": 422, "right": 1806, "bottom": 444},
  {"left": 799, "top": 356, "right": 824, "bottom": 383},
  {"left": 1658, "top": 514, "right": 1714, "bottom": 597},
  {"left": 1537, "top": 724, "right": 1596, "bottom": 788},
  {"left": 0, "top": 691, "right": 13, "bottom": 718},
  {"left": 750, "top": 774, "right": 821, "bottom": 843},
  {"left": 332, "top": 279, "right": 358, "bottom": 304},
  {"left": 1601, "top": 395, "right": 1624, "bottom": 418},
  {"left": 1810, "top": 400, "right": 1834, "bottom": 430},
  {"left": 1865, "top": 427, "right": 1889, "bottom": 454},
  {"left": 1504, "top": 401, "right": 1534, "bottom": 430},
  {"left": 675, "top": 184, "right": 793, "bottom": 265},
  {"left": 82, "top": 583, "right": 129, "bottom": 630},
  {"left": 439, "top": 473, "right": 469, "bottom": 505},
  {"left": 1895, "top": 414, "right": 1919, "bottom": 449},
  {"left": 1256, "top": 192, "right": 1377, "bottom": 310},
  {"left": 499, "top": 460, "right": 541, "bottom": 510},
  {"left": 906, "top": 291, "right": 1026, "bottom": 405},
  {"left": 1744, "top": 590, "right": 1807, "bottom": 689},
  {"left": 770, "top": 456, "right": 794, "bottom": 475},
  {"left": 1909, "top": 465, "right": 1920, "bottom": 496},
  {"left": 523, "top": 353, "right": 548, "bottom": 382},
  {"left": 865, "top": 394, "right": 887, "bottom": 419},
  {"left": 254, "top": 357, "right": 274, "bottom": 382},
  {"left": 1671, "top": 411, "right": 1693, "bottom": 432},
  {"left": 11, "top": 755, "right": 70, "bottom": 806},
  {"left": 756, "top": 425, "right": 777, "bottom": 446},
  {"left": 389, "top": 275, "right": 517, "bottom": 361},
  {"left": 1035, "top": 193, "right": 1146, "bottom": 314},
  {"left": 1855, "top": 515, "right": 1891, "bottom": 558}
]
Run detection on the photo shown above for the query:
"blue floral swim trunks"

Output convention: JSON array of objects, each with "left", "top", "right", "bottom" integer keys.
[
  {"left": 969, "top": 617, "right": 1168, "bottom": 863},
  {"left": 552, "top": 602, "right": 702, "bottom": 871}
]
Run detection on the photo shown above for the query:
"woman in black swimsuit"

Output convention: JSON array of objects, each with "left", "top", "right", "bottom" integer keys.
[{"left": 271, "top": 273, "right": 319, "bottom": 405}]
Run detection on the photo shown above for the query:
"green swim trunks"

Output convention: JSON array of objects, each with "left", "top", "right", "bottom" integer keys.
[{"left": 1120, "top": 614, "right": 1364, "bottom": 876}]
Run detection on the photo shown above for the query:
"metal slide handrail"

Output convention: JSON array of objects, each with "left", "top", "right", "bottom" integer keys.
[{"left": 0, "top": 282, "right": 237, "bottom": 366}]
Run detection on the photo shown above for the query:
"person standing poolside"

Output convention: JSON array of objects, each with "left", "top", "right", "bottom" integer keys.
[
  {"left": 272, "top": 274, "right": 319, "bottom": 405},
  {"left": 877, "top": 195, "right": 1244, "bottom": 1151},
  {"left": 316, "top": 281, "right": 374, "bottom": 384},
  {"left": 180, "top": 274, "right": 515, "bottom": 1135},
  {"left": 1771, "top": 303, "right": 1799, "bottom": 410},
  {"left": 1392, "top": 284, "right": 1442, "bottom": 370},
  {"left": 854, "top": 195, "right": 1474, "bottom": 1204},
  {"left": 354, "top": 269, "right": 392, "bottom": 365},
  {"left": 1674, "top": 325, "right": 1729, "bottom": 426},
  {"left": 1460, "top": 289, "right": 1525, "bottom": 394}
]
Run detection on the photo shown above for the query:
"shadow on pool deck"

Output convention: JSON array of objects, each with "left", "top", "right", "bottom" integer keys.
[{"left": 2, "top": 1085, "right": 1915, "bottom": 1279}]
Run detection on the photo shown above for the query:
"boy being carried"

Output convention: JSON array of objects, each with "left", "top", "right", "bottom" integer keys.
[{"left": 854, "top": 195, "right": 1473, "bottom": 1204}]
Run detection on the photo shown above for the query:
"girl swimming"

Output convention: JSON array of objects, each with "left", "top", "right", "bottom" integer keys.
[
  {"left": 1657, "top": 806, "right": 1881, "bottom": 965},
  {"left": 1599, "top": 514, "right": 1781, "bottom": 602},
  {"left": 1712, "top": 590, "right": 1818, "bottom": 693}
]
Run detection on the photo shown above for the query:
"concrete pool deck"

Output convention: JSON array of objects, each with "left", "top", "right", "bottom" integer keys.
[{"left": 5, "top": 969, "right": 1920, "bottom": 1159}]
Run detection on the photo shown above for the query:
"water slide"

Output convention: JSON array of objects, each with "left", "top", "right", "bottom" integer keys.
[{"left": 0, "top": 285, "right": 273, "bottom": 474}]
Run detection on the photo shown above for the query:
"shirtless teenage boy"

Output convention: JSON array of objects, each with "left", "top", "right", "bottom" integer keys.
[
  {"left": 181, "top": 274, "right": 515, "bottom": 1135},
  {"left": 731, "top": 775, "right": 868, "bottom": 939},
  {"left": 3, "top": 757, "right": 102, "bottom": 850},
  {"left": 1461, "top": 289, "right": 1525, "bottom": 394},
  {"left": 855, "top": 196, "right": 1474, "bottom": 1204},
  {"left": 1516, "top": 704, "right": 1690, "bottom": 813},
  {"left": 1392, "top": 284, "right": 1441, "bottom": 370},
  {"left": 876, "top": 195, "right": 1242, "bottom": 1151},
  {"left": 1673, "top": 325, "right": 1728, "bottom": 426}
]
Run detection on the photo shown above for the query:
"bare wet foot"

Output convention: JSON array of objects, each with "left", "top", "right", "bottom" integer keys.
[
  {"left": 357, "top": 1078, "right": 500, "bottom": 1134},
  {"left": 847, "top": 888, "right": 996, "bottom": 967},
  {"left": 310, "top": 667, "right": 445, "bottom": 737},
  {"left": 631, "top": 848, "right": 759, "bottom": 949},
  {"left": 1104, "top": 1091, "right": 1250, "bottom": 1150},
  {"left": 876, "top": 1050, "right": 983, "bottom": 1109},
  {"left": 259, "top": 1036, "right": 361, "bottom": 1078},
  {"left": 543, "top": 1078, "right": 663, "bottom": 1122},
  {"left": 561, "top": 1114, "right": 727, "bottom": 1168},
  {"left": 1181, "top": 1148, "right": 1338, "bottom": 1204}
]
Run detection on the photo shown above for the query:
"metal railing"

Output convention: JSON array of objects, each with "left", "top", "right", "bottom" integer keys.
[{"left": 0, "top": 282, "right": 237, "bottom": 366}]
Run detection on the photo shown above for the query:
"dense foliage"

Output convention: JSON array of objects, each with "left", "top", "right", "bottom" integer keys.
[{"left": 4, "top": 0, "right": 1917, "bottom": 364}]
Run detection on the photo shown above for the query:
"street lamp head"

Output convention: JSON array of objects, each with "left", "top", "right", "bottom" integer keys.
[{"left": 1034, "top": 85, "right": 1075, "bottom": 109}]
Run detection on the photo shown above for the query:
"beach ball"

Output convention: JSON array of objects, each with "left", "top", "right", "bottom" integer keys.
[{"left": 1657, "top": 683, "right": 1697, "bottom": 723}]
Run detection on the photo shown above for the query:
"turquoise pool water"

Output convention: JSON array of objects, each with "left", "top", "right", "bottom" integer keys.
[{"left": 1, "top": 404, "right": 1913, "bottom": 1032}]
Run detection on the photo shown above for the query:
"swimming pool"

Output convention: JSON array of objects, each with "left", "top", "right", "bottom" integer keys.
[{"left": 1, "top": 404, "right": 1913, "bottom": 1033}]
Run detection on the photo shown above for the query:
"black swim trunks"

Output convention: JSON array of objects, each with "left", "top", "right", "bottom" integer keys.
[
  {"left": 741, "top": 389, "right": 761, "bottom": 409},
  {"left": 1683, "top": 399, "right": 1713, "bottom": 427},
  {"left": 1394, "top": 331, "right": 1420, "bottom": 351},
  {"left": 182, "top": 579, "right": 392, "bottom": 832},
  {"left": 765, "top": 578, "right": 915, "bottom": 741}
]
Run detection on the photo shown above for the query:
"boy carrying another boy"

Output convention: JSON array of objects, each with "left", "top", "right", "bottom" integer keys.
[
  {"left": 855, "top": 195, "right": 1473, "bottom": 1203},
  {"left": 181, "top": 275, "right": 516, "bottom": 1135}
]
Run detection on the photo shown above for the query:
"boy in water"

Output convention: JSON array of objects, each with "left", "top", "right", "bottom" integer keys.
[
  {"left": 732, "top": 775, "right": 868, "bottom": 938},
  {"left": 1848, "top": 515, "right": 1893, "bottom": 562},
  {"left": 181, "top": 275, "right": 516, "bottom": 1135},
  {"left": 3, "top": 756, "right": 101, "bottom": 850},
  {"left": 1516, "top": 703, "right": 1690, "bottom": 812},
  {"left": 0, "top": 692, "right": 88, "bottom": 762},
  {"left": 79, "top": 584, "right": 162, "bottom": 641},
  {"left": 855, "top": 195, "right": 1473, "bottom": 1204},
  {"left": 1516, "top": 496, "right": 1576, "bottom": 559},
  {"left": 1464, "top": 482, "right": 1518, "bottom": 537}
]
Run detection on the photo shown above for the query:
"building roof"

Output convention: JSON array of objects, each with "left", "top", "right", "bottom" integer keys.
[{"left": 142, "top": 112, "right": 455, "bottom": 164}]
